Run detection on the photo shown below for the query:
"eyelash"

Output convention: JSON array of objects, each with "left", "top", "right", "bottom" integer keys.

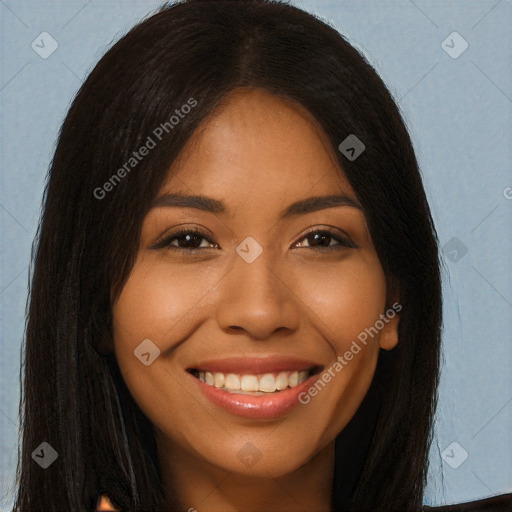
[{"left": 151, "top": 227, "right": 358, "bottom": 254}]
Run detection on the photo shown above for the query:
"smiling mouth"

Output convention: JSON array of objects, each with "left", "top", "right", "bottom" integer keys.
[{"left": 187, "top": 366, "right": 322, "bottom": 395}]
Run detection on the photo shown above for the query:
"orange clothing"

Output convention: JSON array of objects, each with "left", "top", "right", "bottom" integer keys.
[
  {"left": 96, "top": 493, "right": 120, "bottom": 511},
  {"left": 95, "top": 491, "right": 512, "bottom": 511}
]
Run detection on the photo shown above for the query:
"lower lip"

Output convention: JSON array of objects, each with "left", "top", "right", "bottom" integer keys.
[{"left": 190, "top": 372, "right": 317, "bottom": 419}]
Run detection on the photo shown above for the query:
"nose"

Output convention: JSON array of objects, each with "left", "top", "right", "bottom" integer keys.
[{"left": 215, "top": 246, "right": 301, "bottom": 340}]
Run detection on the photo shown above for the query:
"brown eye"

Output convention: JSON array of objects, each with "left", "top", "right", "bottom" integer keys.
[
  {"left": 294, "top": 229, "right": 357, "bottom": 250},
  {"left": 171, "top": 232, "right": 209, "bottom": 249},
  {"left": 305, "top": 231, "right": 336, "bottom": 248},
  {"left": 150, "top": 228, "right": 218, "bottom": 252}
]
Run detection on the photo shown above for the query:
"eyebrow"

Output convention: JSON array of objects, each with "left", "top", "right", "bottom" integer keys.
[{"left": 150, "top": 193, "right": 362, "bottom": 218}]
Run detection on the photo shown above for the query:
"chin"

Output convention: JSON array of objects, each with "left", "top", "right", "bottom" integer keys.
[{"left": 203, "top": 435, "right": 326, "bottom": 479}]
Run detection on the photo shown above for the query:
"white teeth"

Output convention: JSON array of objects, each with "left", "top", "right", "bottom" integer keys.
[
  {"left": 197, "top": 369, "right": 311, "bottom": 393},
  {"left": 275, "top": 372, "right": 288, "bottom": 390},
  {"left": 225, "top": 373, "right": 241, "bottom": 390},
  {"left": 289, "top": 371, "right": 299, "bottom": 387},
  {"left": 259, "top": 373, "right": 276, "bottom": 392},
  {"left": 214, "top": 372, "right": 225, "bottom": 388},
  {"left": 240, "top": 375, "right": 259, "bottom": 392}
]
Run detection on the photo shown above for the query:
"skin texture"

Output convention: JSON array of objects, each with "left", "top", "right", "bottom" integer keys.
[{"left": 112, "top": 88, "right": 399, "bottom": 512}]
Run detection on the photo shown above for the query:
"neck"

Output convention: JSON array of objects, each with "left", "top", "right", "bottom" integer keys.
[{"left": 156, "top": 433, "right": 335, "bottom": 512}]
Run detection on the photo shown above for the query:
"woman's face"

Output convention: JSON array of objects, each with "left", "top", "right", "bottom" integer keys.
[{"left": 112, "top": 88, "right": 398, "bottom": 479}]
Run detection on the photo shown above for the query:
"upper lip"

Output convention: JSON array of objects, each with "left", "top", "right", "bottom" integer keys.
[{"left": 187, "top": 356, "right": 324, "bottom": 375}]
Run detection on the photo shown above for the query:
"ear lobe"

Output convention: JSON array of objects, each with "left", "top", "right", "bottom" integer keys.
[
  {"left": 381, "top": 278, "right": 401, "bottom": 351},
  {"left": 379, "top": 296, "right": 401, "bottom": 351},
  {"left": 378, "top": 312, "right": 399, "bottom": 351}
]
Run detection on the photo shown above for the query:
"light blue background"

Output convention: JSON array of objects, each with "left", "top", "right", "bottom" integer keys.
[{"left": 1, "top": 0, "right": 511, "bottom": 509}]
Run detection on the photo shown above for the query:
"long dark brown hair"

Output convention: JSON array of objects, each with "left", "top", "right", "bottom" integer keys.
[{"left": 14, "top": 1, "right": 441, "bottom": 510}]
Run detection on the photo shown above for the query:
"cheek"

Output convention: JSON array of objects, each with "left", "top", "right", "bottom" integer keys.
[
  {"left": 112, "top": 255, "right": 221, "bottom": 346},
  {"left": 290, "top": 252, "right": 387, "bottom": 347},
  {"left": 111, "top": 256, "right": 209, "bottom": 432},
  {"left": 285, "top": 254, "right": 387, "bottom": 432}
]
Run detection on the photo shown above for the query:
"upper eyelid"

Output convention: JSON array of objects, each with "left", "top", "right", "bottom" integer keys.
[
  {"left": 296, "top": 228, "right": 357, "bottom": 248},
  {"left": 150, "top": 227, "right": 216, "bottom": 250},
  {"left": 299, "top": 226, "right": 354, "bottom": 242}
]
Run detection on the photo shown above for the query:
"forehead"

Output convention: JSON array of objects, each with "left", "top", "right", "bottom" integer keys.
[{"left": 161, "top": 88, "right": 354, "bottom": 206}]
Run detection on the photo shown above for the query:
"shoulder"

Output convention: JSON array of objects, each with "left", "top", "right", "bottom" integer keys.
[
  {"left": 94, "top": 492, "right": 512, "bottom": 511},
  {"left": 423, "top": 493, "right": 512, "bottom": 512},
  {"left": 95, "top": 492, "right": 121, "bottom": 511}
]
